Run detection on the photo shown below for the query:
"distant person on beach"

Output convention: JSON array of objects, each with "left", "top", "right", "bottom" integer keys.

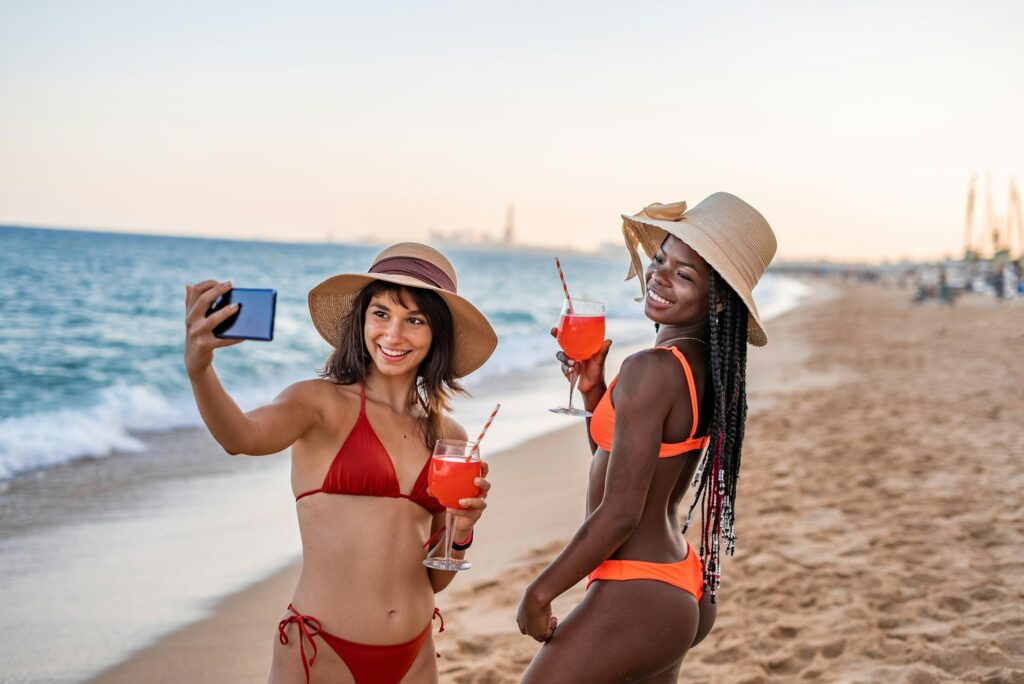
[
  {"left": 517, "top": 194, "right": 776, "bottom": 682},
  {"left": 993, "top": 264, "right": 1006, "bottom": 301},
  {"left": 938, "top": 266, "right": 955, "bottom": 306},
  {"left": 184, "top": 243, "right": 497, "bottom": 684}
]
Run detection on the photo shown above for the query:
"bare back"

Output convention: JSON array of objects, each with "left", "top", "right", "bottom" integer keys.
[{"left": 587, "top": 343, "right": 710, "bottom": 563}]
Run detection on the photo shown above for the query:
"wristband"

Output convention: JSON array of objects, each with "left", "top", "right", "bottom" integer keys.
[{"left": 452, "top": 531, "right": 473, "bottom": 551}]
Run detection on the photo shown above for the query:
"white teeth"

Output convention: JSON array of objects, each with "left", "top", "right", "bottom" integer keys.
[
  {"left": 379, "top": 346, "right": 410, "bottom": 358},
  {"left": 649, "top": 291, "right": 672, "bottom": 305}
]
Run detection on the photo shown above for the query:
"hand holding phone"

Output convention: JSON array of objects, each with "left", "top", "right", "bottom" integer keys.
[
  {"left": 185, "top": 282, "right": 276, "bottom": 377},
  {"left": 205, "top": 287, "right": 277, "bottom": 341}
]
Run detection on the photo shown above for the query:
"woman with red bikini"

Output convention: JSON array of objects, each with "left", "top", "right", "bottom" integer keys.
[
  {"left": 184, "top": 243, "right": 497, "bottom": 684},
  {"left": 517, "top": 194, "right": 777, "bottom": 682}
]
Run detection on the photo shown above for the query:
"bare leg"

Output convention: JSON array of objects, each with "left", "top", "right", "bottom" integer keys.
[
  {"left": 637, "top": 658, "right": 682, "bottom": 683},
  {"left": 521, "top": 580, "right": 699, "bottom": 684},
  {"left": 400, "top": 634, "right": 439, "bottom": 684}
]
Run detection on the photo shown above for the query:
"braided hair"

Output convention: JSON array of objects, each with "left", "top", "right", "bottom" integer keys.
[{"left": 683, "top": 271, "right": 749, "bottom": 602}]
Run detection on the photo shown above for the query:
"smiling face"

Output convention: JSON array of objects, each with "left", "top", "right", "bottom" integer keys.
[
  {"left": 644, "top": 234, "right": 713, "bottom": 326},
  {"left": 363, "top": 288, "right": 434, "bottom": 377}
]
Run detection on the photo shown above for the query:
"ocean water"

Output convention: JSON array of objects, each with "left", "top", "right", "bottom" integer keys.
[
  {"left": 0, "top": 225, "right": 808, "bottom": 683},
  {"left": 0, "top": 225, "right": 664, "bottom": 479},
  {"left": 1, "top": 225, "right": 807, "bottom": 480}
]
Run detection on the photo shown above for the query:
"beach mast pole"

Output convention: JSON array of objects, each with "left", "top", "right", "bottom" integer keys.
[{"left": 964, "top": 174, "right": 976, "bottom": 260}]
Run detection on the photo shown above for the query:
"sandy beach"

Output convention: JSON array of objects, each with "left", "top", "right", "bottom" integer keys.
[{"left": 87, "top": 281, "right": 1024, "bottom": 683}]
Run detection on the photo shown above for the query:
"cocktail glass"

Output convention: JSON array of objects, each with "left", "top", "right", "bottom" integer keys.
[
  {"left": 422, "top": 439, "right": 482, "bottom": 572},
  {"left": 549, "top": 298, "right": 605, "bottom": 417}
]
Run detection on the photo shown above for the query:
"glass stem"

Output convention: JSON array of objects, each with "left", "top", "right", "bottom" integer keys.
[
  {"left": 567, "top": 365, "right": 580, "bottom": 412},
  {"left": 442, "top": 510, "right": 456, "bottom": 563}
]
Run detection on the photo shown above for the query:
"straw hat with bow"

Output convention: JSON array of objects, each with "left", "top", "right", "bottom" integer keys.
[
  {"left": 621, "top": 192, "right": 778, "bottom": 346},
  {"left": 308, "top": 243, "right": 497, "bottom": 378}
]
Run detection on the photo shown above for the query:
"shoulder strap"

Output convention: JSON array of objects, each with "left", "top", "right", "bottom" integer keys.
[
  {"left": 359, "top": 383, "right": 367, "bottom": 414},
  {"left": 655, "top": 346, "right": 700, "bottom": 439}
]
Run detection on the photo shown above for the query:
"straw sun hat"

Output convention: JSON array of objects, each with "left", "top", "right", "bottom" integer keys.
[
  {"left": 622, "top": 192, "right": 777, "bottom": 346},
  {"left": 308, "top": 243, "right": 497, "bottom": 378}
]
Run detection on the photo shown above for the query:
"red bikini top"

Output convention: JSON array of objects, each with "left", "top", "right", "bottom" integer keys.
[
  {"left": 295, "top": 385, "right": 445, "bottom": 515},
  {"left": 589, "top": 346, "right": 710, "bottom": 458}
]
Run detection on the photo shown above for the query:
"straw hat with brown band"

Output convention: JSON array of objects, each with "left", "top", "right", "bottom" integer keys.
[
  {"left": 621, "top": 192, "right": 778, "bottom": 346},
  {"left": 308, "top": 242, "right": 498, "bottom": 378}
]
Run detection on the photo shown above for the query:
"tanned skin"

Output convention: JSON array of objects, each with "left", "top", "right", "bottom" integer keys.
[
  {"left": 516, "top": 235, "right": 717, "bottom": 683},
  {"left": 184, "top": 282, "right": 490, "bottom": 684}
]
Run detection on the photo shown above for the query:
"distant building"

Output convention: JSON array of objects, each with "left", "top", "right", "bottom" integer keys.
[
  {"left": 429, "top": 204, "right": 517, "bottom": 251},
  {"left": 503, "top": 205, "right": 515, "bottom": 248}
]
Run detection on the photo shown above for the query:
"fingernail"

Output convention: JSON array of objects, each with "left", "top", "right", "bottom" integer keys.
[{"left": 459, "top": 499, "right": 468, "bottom": 506}]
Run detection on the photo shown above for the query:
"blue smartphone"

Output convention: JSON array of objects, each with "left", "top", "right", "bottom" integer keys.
[{"left": 207, "top": 288, "right": 277, "bottom": 341}]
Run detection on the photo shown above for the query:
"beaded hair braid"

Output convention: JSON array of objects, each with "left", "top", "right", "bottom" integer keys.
[{"left": 683, "top": 271, "right": 749, "bottom": 603}]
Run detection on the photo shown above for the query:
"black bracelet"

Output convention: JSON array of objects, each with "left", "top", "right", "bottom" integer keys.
[{"left": 452, "top": 531, "right": 473, "bottom": 551}]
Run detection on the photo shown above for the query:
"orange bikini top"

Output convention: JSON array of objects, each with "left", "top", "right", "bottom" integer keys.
[{"left": 589, "top": 346, "right": 709, "bottom": 458}]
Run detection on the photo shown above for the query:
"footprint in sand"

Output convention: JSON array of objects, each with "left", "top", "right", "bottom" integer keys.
[
  {"left": 937, "top": 594, "right": 972, "bottom": 614},
  {"left": 450, "top": 667, "right": 507, "bottom": 684},
  {"left": 818, "top": 637, "right": 846, "bottom": 659},
  {"left": 970, "top": 586, "right": 1009, "bottom": 603},
  {"left": 978, "top": 666, "right": 1024, "bottom": 683},
  {"left": 764, "top": 643, "right": 817, "bottom": 676},
  {"left": 768, "top": 624, "right": 799, "bottom": 640},
  {"left": 455, "top": 636, "right": 494, "bottom": 656},
  {"left": 900, "top": 664, "right": 953, "bottom": 683},
  {"left": 701, "top": 642, "right": 748, "bottom": 665}
]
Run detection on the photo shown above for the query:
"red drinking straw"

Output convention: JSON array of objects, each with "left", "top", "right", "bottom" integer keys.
[
  {"left": 555, "top": 258, "right": 575, "bottom": 313},
  {"left": 469, "top": 404, "right": 501, "bottom": 459}
]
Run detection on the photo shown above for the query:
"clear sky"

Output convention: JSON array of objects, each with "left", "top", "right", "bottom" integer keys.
[{"left": 1, "top": 1, "right": 1022, "bottom": 261}]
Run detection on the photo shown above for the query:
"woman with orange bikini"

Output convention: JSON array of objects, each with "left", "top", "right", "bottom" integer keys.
[
  {"left": 185, "top": 243, "right": 497, "bottom": 684},
  {"left": 517, "top": 193, "right": 777, "bottom": 682}
]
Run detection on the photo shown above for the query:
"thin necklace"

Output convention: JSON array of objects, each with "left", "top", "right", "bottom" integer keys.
[{"left": 659, "top": 335, "right": 707, "bottom": 346}]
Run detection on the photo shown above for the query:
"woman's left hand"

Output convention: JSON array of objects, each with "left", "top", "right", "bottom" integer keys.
[
  {"left": 450, "top": 460, "right": 490, "bottom": 541},
  {"left": 517, "top": 586, "right": 558, "bottom": 642}
]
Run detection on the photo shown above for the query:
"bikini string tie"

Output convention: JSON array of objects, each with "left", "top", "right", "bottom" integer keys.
[
  {"left": 433, "top": 606, "right": 445, "bottom": 633},
  {"left": 278, "top": 604, "right": 321, "bottom": 684},
  {"left": 433, "top": 606, "right": 446, "bottom": 660}
]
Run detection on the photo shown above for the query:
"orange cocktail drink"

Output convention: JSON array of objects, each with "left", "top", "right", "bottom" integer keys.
[
  {"left": 423, "top": 439, "right": 482, "bottom": 572},
  {"left": 428, "top": 457, "right": 482, "bottom": 509},
  {"left": 550, "top": 297, "right": 605, "bottom": 417},
  {"left": 557, "top": 313, "right": 606, "bottom": 361}
]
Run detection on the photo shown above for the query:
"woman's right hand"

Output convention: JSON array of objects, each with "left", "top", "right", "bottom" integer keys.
[
  {"left": 184, "top": 280, "right": 244, "bottom": 378},
  {"left": 550, "top": 328, "right": 612, "bottom": 397}
]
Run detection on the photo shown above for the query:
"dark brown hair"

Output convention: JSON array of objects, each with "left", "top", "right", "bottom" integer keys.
[{"left": 319, "top": 280, "right": 465, "bottom": 450}]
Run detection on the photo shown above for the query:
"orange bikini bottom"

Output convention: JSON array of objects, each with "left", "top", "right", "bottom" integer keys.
[{"left": 587, "top": 541, "right": 704, "bottom": 601}]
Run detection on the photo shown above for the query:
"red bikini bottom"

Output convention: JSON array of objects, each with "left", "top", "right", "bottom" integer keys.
[{"left": 278, "top": 604, "right": 444, "bottom": 684}]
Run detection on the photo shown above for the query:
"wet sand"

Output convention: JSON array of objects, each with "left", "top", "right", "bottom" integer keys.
[{"left": 90, "top": 282, "right": 1024, "bottom": 683}]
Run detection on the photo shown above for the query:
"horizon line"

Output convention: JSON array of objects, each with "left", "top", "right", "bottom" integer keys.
[{"left": 0, "top": 220, "right": 992, "bottom": 266}]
